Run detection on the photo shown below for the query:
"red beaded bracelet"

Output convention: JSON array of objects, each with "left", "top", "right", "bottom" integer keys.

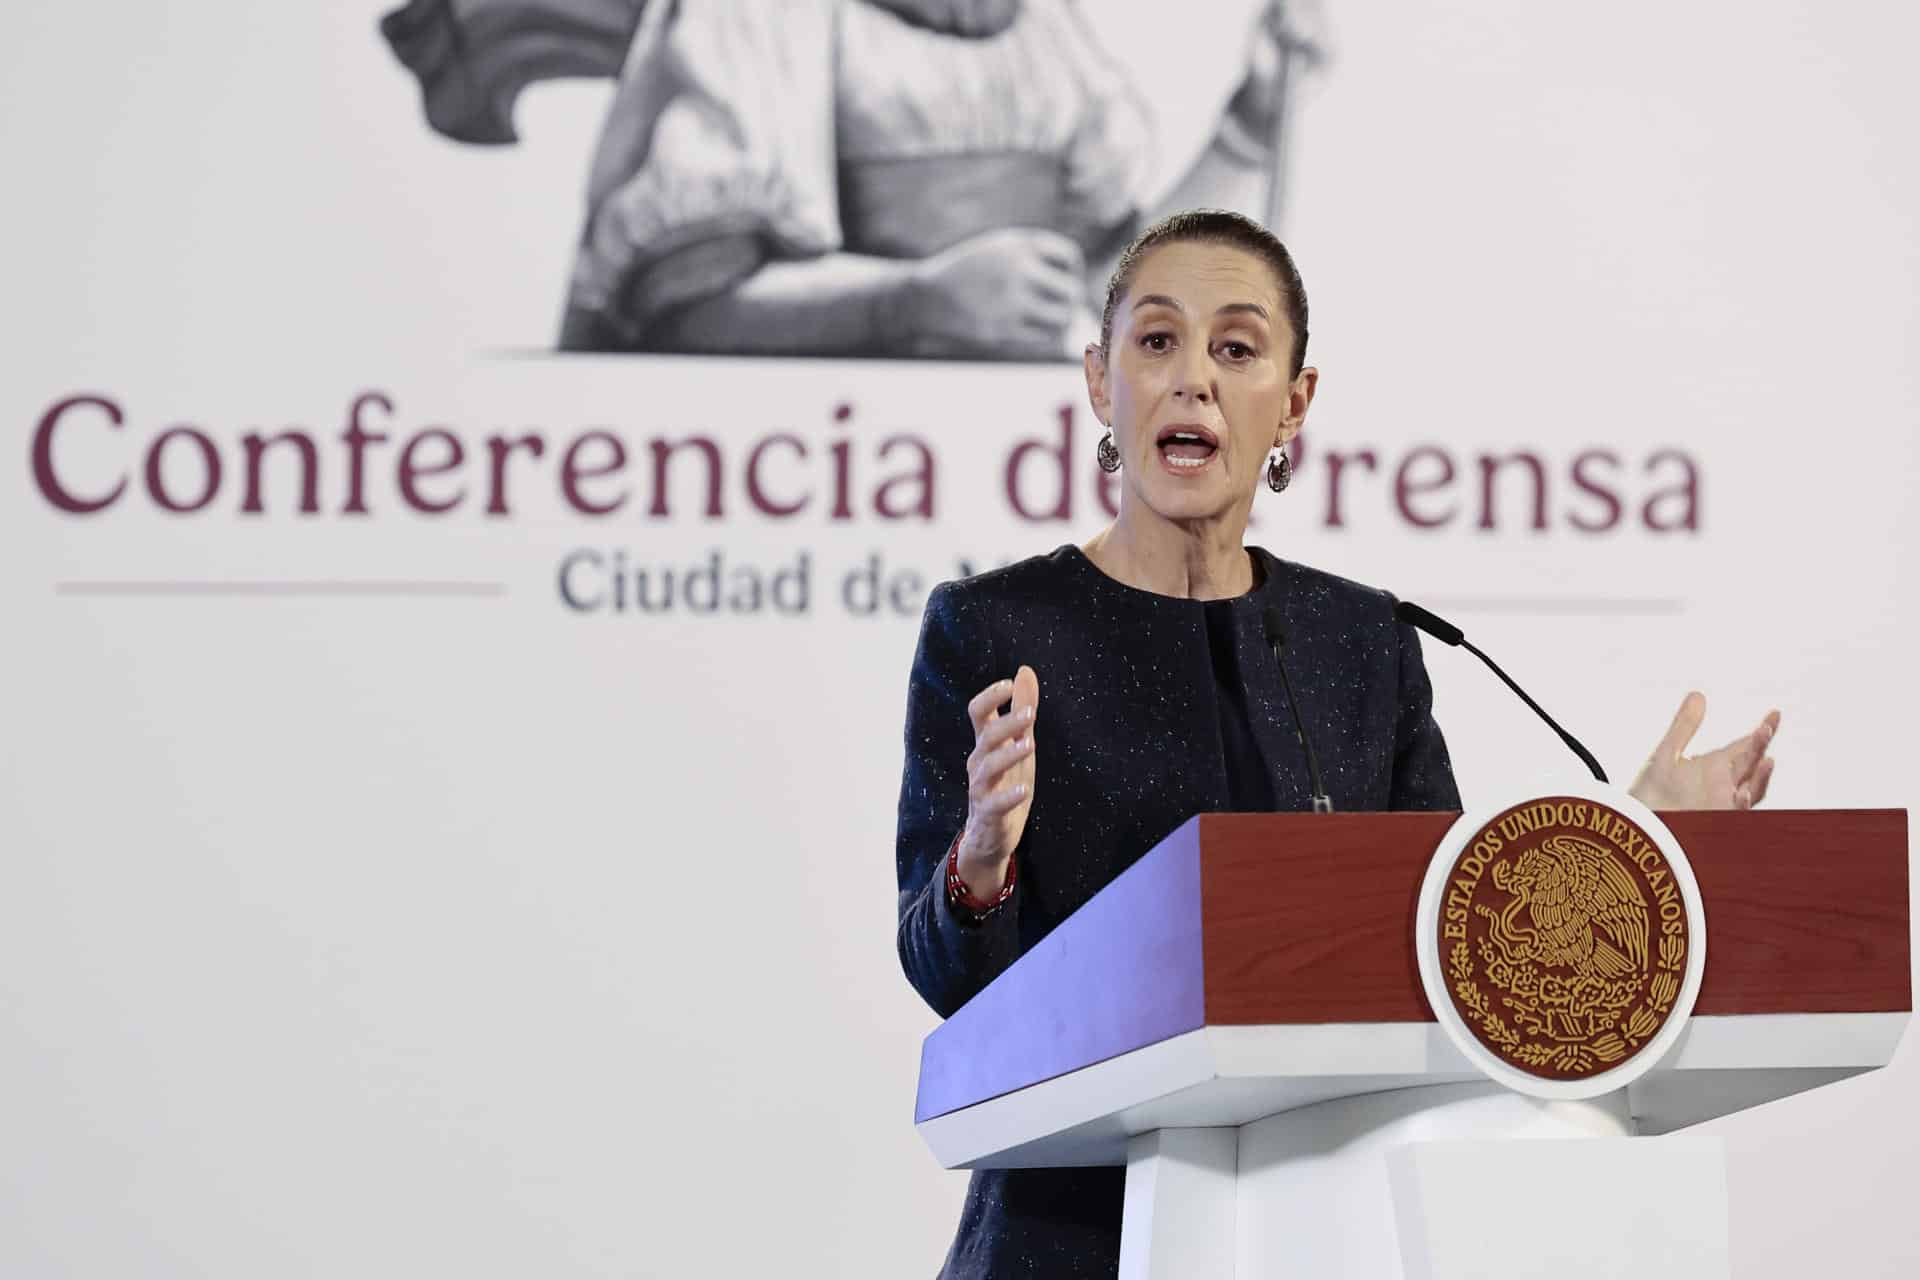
[{"left": 946, "top": 836, "right": 1016, "bottom": 922}]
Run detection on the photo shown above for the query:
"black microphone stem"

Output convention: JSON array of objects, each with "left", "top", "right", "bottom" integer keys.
[
  {"left": 1272, "top": 651, "right": 1335, "bottom": 813},
  {"left": 1394, "top": 600, "right": 1609, "bottom": 785},
  {"left": 1261, "top": 606, "right": 1334, "bottom": 813},
  {"left": 1458, "top": 638, "right": 1609, "bottom": 784}
]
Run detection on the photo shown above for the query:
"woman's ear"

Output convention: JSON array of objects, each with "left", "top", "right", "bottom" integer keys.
[
  {"left": 1083, "top": 343, "right": 1112, "bottom": 426},
  {"left": 1283, "top": 365, "right": 1319, "bottom": 434}
]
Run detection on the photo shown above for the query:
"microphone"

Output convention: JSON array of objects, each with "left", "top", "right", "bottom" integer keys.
[
  {"left": 1261, "top": 606, "right": 1334, "bottom": 813},
  {"left": 1393, "top": 600, "right": 1609, "bottom": 784}
]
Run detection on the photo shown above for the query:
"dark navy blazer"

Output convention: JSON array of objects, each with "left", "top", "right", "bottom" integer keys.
[{"left": 894, "top": 545, "right": 1461, "bottom": 1278}]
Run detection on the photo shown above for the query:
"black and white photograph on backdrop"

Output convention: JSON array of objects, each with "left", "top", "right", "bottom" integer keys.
[{"left": 383, "top": 0, "right": 1322, "bottom": 358}]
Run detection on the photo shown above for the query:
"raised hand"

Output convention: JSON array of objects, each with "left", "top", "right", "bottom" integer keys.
[
  {"left": 955, "top": 665, "right": 1040, "bottom": 900},
  {"left": 1628, "top": 692, "right": 1780, "bottom": 810}
]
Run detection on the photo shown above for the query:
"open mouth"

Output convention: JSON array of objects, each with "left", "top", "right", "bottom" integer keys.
[{"left": 1155, "top": 424, "right": 1220, "bottom": 471}]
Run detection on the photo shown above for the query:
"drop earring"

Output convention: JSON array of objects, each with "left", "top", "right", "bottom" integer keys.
[
  {"left": 1097, "top": 431, "right": 1121, "bottom": 473},
  {"left": 1266, "top": 449, "right": 1292, "bottom": 493}
]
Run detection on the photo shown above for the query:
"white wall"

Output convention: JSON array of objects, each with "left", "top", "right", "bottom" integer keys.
[{"left": 3, "top": 2, "right": 1916, "bottom": 1275}]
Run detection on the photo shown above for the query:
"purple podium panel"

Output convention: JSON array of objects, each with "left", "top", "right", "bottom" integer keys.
[{"left": 914, "top": 818, "right": 1207, "bottom": 1123}]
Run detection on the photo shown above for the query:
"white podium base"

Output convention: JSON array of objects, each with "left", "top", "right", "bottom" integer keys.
[
  {"left": 1119, "top": 1082, "right": 1730, "bottom": 1279},
  {"left": 1387, "top": 1135, "right": 1729, "bottom": 1280}
]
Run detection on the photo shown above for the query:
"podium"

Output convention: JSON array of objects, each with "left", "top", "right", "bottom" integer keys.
[{"left": 914, "top": 810, "right": 1910, "bottom": 1278}]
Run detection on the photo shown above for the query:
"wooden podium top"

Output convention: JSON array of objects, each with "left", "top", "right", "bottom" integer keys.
[{"left": 915, "top": 809, "right": 1909, "bottom": 1134}]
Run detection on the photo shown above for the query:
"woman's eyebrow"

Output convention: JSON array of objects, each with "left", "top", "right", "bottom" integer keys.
[{"left": 1131, "top": 294, "right": 1270, "bottom": 321}]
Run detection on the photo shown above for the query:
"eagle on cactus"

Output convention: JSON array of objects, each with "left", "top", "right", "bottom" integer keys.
[{"left": 1483, "top": 834, "right": 1651, "bottom": 985}]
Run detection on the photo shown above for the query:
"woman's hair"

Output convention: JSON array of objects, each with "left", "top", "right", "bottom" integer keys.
[{"left": 1099, "top": 209, "right": 1310, "bottom": 377}]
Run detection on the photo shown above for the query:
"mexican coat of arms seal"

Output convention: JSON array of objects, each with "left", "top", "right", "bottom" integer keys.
[{"left": 1416, "top": 785, "right": 1707, "bottom": 1098}]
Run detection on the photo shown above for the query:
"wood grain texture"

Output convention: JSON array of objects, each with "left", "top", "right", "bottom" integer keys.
[
  {"left": 1666, "top": 809, "right": 1910, "bottom": 1015},
  {"left": 1199, "top": 812, "right": 1450, "bottom": 1024},
  {"left": 1197, "top": 809, "right": 1910, "bottom": 1025}
]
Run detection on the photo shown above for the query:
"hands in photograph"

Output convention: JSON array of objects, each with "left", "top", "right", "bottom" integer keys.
[{"left": 899, "top": 230, "right": 1086, "bottom": 360}]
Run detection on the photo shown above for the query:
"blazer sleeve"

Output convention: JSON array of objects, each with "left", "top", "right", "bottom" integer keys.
[
  {"left": 1388, "top": 615, "right": 1464, "bottom": 811},
  {"left": 894, "top": 583, "right": 1024, "bottom": 1018}
]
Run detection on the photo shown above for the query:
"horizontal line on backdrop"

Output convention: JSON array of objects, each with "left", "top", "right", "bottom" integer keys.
[
  {"left": 479, "top": 346, "right": 1071, "bottom": 367},
  {"left": 1419, "top": 598, "right": 1685, "bottom": 616},
  {"left": 55, "top": 581, "right": 508, "bottom": 598}
]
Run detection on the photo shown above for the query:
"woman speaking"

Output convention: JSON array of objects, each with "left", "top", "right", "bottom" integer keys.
[{"left": 893, "top": 210, "right": 1780, "bottom": 1278}]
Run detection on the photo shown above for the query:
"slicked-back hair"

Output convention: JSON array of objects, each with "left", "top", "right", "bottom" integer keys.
[{"left": 1099, "top": 209, "right": 1309, "bottom": 377}]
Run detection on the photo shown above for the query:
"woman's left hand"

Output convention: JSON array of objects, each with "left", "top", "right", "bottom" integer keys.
[{"left": 1627, "top": 692, "right": 1780, "bottom": 810}]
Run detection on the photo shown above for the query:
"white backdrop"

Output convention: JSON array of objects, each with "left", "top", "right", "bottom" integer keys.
[{"left": 4, "top": 2, "right": 1918, "bottom": 1275}]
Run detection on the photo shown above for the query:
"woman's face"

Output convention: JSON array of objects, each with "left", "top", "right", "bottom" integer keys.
[{"left": 1085, "top": 241, "right": 1317, "bottom": 529}]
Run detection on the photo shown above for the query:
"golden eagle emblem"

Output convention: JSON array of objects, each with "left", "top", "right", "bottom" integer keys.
[
  {"left": 1430, "top": 796, "right": 1694, "bottom": 1081},
  {"left": 1486, "top": 835, "right": 1650, "bottom": 984}
]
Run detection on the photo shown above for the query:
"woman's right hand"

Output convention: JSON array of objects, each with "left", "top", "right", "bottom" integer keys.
[
  {"left": 955, "top": 665, "right": 1040, "bottom": 900},
  {"left": 897, "top": 230, "right": 1086, "bottom": 360}
]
